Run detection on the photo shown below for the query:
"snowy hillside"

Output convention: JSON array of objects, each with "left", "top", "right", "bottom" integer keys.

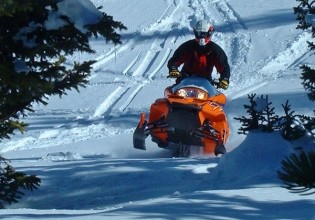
[{"left": 1, "top": 0, "right": 315, "bottom": 219}]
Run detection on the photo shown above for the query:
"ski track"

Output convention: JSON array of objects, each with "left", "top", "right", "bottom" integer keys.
[
  {"left": 99, "top": 0, "right": 183, "bottom": 115},
  {"left": 132, "top": 49, "right": 154, "bottom": 77},
  {"left": 260, "top": 32, "right": 311, "bottom": 76},
  {"left": 116, "top": 83, "right": 145, "bottom": 114},
  {"left": 91, "top": 39, "right": 134, "bottom": 71},
  {"left": 122, "top": 51, "right": 141, "bottom": 75},
  {"left": 131, "top": 1, "right": 183, "bottom": 79},
  {"left": 147, "top": 48, "right": 172, "bottom": 80},
  {"left": 93, "top": 86, "right": 129, "bottom": 118},
  {"left": 213, "top": 1, "right": 251, "bottom": 84}
]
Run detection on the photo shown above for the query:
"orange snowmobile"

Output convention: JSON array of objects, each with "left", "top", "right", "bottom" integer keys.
[{"left": 133, "top": 76, "right": 229, "bottom": 156}]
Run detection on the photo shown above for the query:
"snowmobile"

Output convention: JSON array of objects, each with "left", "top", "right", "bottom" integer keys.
[{"left": 133, "top": 76, "right": 229, "bottom": 156}]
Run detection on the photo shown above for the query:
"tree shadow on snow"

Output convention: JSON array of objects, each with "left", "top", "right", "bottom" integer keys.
[{"left": 4, "top": 157, "right": 315, "bottom": 219}]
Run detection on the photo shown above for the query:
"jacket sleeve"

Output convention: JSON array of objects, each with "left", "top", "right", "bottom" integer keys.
[
  {"left": 167, "top": 43, "right": 189, "bottom": 70},
  {"left": 213, "top": 44, "right": 230, "bottom": 80}
]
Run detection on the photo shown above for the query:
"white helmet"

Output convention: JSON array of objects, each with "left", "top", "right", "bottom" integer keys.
[{"left": 193, "top": 20, "right": 214, "bottom": 46}]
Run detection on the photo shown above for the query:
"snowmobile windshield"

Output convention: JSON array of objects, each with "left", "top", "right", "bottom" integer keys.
[{"left": 172, "top": 76, "right": 217, "bottom": 97}]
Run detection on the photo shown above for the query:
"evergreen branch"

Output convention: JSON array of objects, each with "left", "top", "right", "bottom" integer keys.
[{"left": 278, "top": 151, "right": 315, "bottom": 195}]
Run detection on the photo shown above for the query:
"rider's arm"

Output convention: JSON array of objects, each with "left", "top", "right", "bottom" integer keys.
[
  {"left": 167, "top": 41, "right": 192, "bottom": 70},
  {"left": 211, "top": 43, "right": 230, "bottom": 81}
]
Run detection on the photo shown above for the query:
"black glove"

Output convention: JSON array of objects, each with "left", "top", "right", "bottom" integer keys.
[
  {"left": 168, "top": 66, "right": 181, "bottom": 78},
  {"left": 218, "top": 78, "right": 229, "bottom": 90}
]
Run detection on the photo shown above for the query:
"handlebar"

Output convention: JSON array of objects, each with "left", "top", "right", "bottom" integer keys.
[{"left": 167, "top": 72, "right": 221, "bottom": 88}]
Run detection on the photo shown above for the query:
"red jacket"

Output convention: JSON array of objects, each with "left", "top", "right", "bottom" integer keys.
[{"left": 167, "top": 40, "right": 230, "bottom": 81}]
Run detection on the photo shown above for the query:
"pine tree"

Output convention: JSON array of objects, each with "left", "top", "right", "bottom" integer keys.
[
  {"left": 294, "top": 0, "right": 315, "bottom": 100},
  {"left": 277, "top": 0, "right": 315, "bottom": 194},
  {"left": 260, "top": 95, "right": 279, "bottom": 132},
  {"left": 0, "top": 0, "right": 126, "bottom": 140},
  {"left": 278, "top": 151, "right": 315, "bottom": 195},
  {"left": 0, "top": 0, "right": 126, "bottom": 207},
  {"left": 301, "top": 65, "right": 315, "bottom": 100},
  {"left": 234, "top": 93, "right": 263, "bottom": 134},
  {"left": 0, "top": 156, "right": 40, "bottom": 208},
  {"left": 278, "top": 101, "right": 305, "bottom": 141}
]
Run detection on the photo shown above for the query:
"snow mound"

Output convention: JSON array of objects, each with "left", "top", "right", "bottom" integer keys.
[
  {"left": 41, "top": 152, "right": 83, "bottom": 161},
  {"left": 211, "top": 131, "right": 293, "bottom": 188}
]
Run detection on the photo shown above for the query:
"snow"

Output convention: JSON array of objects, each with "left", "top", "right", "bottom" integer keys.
[
  {"left": 45, "top": 0, "right": 102, "bottom": 32},
  {"left": 1, "top": 0, "right": 315, "bottom": 219}
]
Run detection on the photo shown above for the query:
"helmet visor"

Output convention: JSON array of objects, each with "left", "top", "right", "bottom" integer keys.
[{"left": 194, "top": 30, "right": 212, "bottom": 39}]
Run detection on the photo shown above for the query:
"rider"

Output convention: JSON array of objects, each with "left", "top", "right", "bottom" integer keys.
[{"left": 167, "top": 19, "right": 230, "bottom": 90}]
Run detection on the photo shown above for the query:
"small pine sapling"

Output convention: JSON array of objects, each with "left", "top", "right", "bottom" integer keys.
[
  {"left": 260, "top": 95, "right": 279, "bottom": 132},
  {"left": 279, "top": 101, "right": 306, "bottom": 141},
  {"left": 300, "top": 65, "right": 315, "bottom": 101},
  {"left": 234, "top": 93, "right": 264, "bottom": 134}
]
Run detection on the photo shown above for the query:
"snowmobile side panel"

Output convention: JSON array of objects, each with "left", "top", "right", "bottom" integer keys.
[
  {"left": 133, "top": 126, "right": 146, "bottom": 150},
  {"left": 209, "top": 93, "right": 227, "bottom": 106},
  {"left": 148, "top": 98, "right": 169, "bottom": 123},
  {"left": 133, "top": 112, "right": 147, "bottom": 150},
  {"left": 148, "top": 99, "right": 169, "bottom": 145}
]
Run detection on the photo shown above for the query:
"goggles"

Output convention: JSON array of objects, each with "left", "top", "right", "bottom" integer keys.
[{"left": 194, "top": 30, "right": 213, "bottom": 39}]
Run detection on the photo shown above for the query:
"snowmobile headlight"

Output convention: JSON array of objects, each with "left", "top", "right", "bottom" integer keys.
[
  {"left": 176, "top": 89, "right": 187, "bottom": 97},
  {"left": 196, "top": 90, "right": 207, "bottom": 100},
  {"left": 175, "top": 88, "right": 208, "bottom": 100}
]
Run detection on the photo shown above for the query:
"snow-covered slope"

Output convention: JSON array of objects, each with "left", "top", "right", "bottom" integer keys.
[{"left": 0, "top": 0, "right": 314, "bottom": 219}]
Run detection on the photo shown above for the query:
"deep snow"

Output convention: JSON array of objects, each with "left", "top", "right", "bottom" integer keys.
[{"left": 0, "top": 0, "right": 315, "bottom": 219}]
